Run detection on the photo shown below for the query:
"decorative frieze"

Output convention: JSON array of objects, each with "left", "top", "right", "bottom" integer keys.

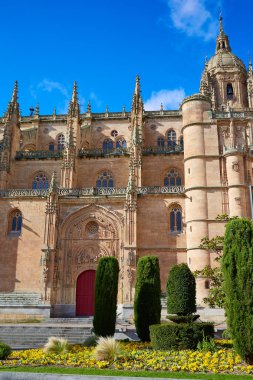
[{"left": 0, "top": 186, "right": 185, "bottom": 198}]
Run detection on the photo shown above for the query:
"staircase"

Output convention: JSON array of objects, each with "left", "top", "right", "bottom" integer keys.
[{"left": 0, "top": 324, "right": 92, "bottom": 349}]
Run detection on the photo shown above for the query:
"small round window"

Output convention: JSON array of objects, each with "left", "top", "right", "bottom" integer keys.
[{"left": 111, "top": 130, "right": 118, "bottom": 137}]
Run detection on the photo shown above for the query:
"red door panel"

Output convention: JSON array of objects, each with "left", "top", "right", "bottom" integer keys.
[{"left": 76, "top": 270, "right": 95, "bottom": 316}]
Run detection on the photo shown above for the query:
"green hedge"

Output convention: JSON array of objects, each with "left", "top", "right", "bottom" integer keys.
[{"left": 150, "top": 322, "right": 214, "bottom": 350}]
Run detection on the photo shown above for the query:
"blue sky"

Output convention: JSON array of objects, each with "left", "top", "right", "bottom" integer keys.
[{"left": 0, "top": 0, "right": 252, "bottom": 115}]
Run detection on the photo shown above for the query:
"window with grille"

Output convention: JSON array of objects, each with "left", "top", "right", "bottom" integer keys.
[
  {"left": 167, "top": 129, "right": 177, "bottom": 147},
  {"left": 164, "top": 168, "right": 182, "bottom": 186},
  {"left": 32, "top": 173, "right": 49, "bottom": 189},
  {"left": 96, "top": 171, "right": 114, "bottom": 188},
  {"left": 57, "top": 134, "right": 65, "bottom": 151},
  {"left": 170, "top": 206, "right": 183, "bottom": 233},
  {"left": 102, "top": 139, "right": 114, "bottom": 153},
  {"left": 9, "top": 210, "right": 22, "bottom": 234}
]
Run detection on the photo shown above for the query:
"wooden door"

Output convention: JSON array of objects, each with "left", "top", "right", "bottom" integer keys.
[{"left": 76, "top": 270, "right": 96, "bottom": 316}]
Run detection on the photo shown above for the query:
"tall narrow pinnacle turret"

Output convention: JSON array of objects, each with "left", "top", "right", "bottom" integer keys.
[
  {"left": 6, "top": 81, "right": 20, "bottom": 119},
  {"left": 131, "top": 75, "right": 143, "bottom": 114},
  {"left": 216, "top": 15, "right": 231, "bottom": 53},
  {"left": 248, "top": 56, "right": 253, "bottom": 75},
  {"left": 68, "top": 81, "right": 80, "bottom": 118},
  {"left": 219, "top": 14, "right": 224, "bottom": 35},
  {"left": 11, "top": 81, "right": 18, "bottom": 103}
]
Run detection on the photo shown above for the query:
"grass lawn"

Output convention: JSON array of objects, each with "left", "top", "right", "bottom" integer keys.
[{"left": 0, "top": 366, "right": 253, "bottom": 379}]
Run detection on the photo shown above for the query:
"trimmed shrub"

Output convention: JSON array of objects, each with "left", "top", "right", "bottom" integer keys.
[
  {"left": 167, "top": 314, "right": 199, "bottom": 323},
  {"left": 93, "top": 256, "right": 119, "bottom": 337},
  {"left": 222, "top": 218, "right": 253, "bottom": 364},
  {"left": 150, "top": 322, "right": 214, "bottom": 350},
  {"left": 0, "top": 342, "right": 11, "bottom": 360},
  {"left": 134, "top": 256, "right": 161, "bottom": 342},
  {"left": 167, "top": 263, "right": 196, "bottom": 316}
]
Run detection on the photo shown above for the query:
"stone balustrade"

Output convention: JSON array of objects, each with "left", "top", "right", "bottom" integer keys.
[
  {"left": 16, "top": 150, "right": 63, "bottom": 160},
  {"left": 0, "top": 186, "right": 184, "bottom": 198}
]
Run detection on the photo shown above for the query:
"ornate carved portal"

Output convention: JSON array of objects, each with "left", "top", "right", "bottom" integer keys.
[{"left": 51, "top": 204, "right": 124, "bottom": 309}]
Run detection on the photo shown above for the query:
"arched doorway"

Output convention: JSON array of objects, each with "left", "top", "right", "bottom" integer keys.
[{"left": 76, "top": 270, "right": 96, "bottom": 316}]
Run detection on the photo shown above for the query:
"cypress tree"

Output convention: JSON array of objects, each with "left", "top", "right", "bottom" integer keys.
[
  {"left": 134, "top": 256, "right": 161, "bottom": 341},
  {"left": 167, "top": 263, "right": 196, "bottom": 316},
  {"left": 222, "top": 218, "right": 253, "bottom": 364},
  {"left": 93, "top": 256, "right": 119, "bottom": 337}
]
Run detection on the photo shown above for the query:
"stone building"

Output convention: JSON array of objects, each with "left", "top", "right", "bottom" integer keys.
[{"left": 0, "top": 18, "right": 252, "bottom": 319}]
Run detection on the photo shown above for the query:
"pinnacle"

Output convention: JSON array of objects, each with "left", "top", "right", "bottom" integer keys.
[
  {"left": 72, "top": 81, "right": 78, "bottom": 103},
  {"left": 219, "top": 13, "right": 224, "bottom": 35},
  {"left": 135, "top": 75, "right": 141, "bottom": 96},
  {"left": 11, "top": 81, "right": 18, "bottom": 103}
]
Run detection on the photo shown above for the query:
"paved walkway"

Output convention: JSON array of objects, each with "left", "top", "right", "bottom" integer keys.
[{"left": 0, "top": 373, "right": 195, "bottom": 380}]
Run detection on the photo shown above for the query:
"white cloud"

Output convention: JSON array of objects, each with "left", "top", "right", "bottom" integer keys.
[
  {"left": 89, "top": 91, "right": 102, "bottom": 108},
  {"left": 38, "top": 79, "right": 69, "bottom": 98},
  {"left": 167, "top": 0, "right": 219, "bottom": 40},
  {"left": 144, "top": 88, "right": 186, "bottom": 111}
]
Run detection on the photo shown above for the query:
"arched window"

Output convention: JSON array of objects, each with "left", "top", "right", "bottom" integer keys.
[
  {"left": 227, "top": 83, "right": 233, "bottom": 100},
  {"left": 157, "top": 137, "right": 165, "bottom": 147},
  {"left": 102, "top": 139, "right": 114, "bottom": 153},
  {"left": 116, "top": 138, "right": 127, "bottom": 149},
  {"left": 32, "top": 172, "right": 49, "bottom": 189},
  {"left": 170, "top": 206, "right": 183, "bottom": 233},
  {"left": 167, "top": 129, "right": 177, "bottom": 147},
  {"left": 49, "top": 142, "right": 54, "bottom": 151},
  {"left": 179, "top": 135, "right": 184, "bottom": 149},
  {"left": 9, "top": 210, "right": 22, "bottom": 234},
  {"left": 96, "top": 171, "right": 114, "bottom": 188},
  {"left": 164, "top": 168, "right": 182, "bottom": 187},
  {"left": 57, "top": 134, "right": 65, "bottom": 151}
]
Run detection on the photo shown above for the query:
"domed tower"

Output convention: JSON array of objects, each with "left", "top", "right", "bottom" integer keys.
[
  {"left": 200, "top": 16, "right": 248, "bottom": 110},
  {"left": 183, "top": 17, "right": 252, "bottom": 305}
]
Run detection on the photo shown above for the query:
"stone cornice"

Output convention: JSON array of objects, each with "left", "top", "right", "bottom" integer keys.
[{"left": 181, "top": 93, "right": 212, "bottom": 107}]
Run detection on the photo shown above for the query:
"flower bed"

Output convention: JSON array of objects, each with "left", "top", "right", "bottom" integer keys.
[{"left": 0, "top": 341, "right": 252, "bottom": 375}]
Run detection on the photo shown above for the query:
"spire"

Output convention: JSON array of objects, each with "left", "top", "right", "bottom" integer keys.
[
  {"left": 35, "top": 103, "right": 39, "bottom": 116},
  {"left": 68, "top": 81, "right": 80, "bottom": 118},
  {"left": 135, "top": 75, "right": 140, "bottom": 97},
  {"left": 216, "top": 14, "right": 231, "bottom": 53},
  {"left": 219, "top": 13, "right": 224, "bottom": 35},
  {"left": 86, "top": 100, "right": 91, "bottom": 113},
  {"left": 11, "top": 81, "right": 18, "bottom": 103},
  {"left": 6, "top": 81, "right": 20, "bottom": 119},
  {"left": 72, "top": 81, "right": 78, "bottom": 103},
  {"left": 131, "top": 75, "right": 143, "bottom": 113},
  {"left": 248, "top": 56, "right": 253, "bottom": 75}
]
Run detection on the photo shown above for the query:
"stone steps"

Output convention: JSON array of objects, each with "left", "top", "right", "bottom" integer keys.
[{"left": 0, "top": 325, "right": 92, "bottom": 349}]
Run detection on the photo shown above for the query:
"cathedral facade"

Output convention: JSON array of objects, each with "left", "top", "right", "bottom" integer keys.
[{"left": 0, "top": 19, "right": 253, "bottom": 319}]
